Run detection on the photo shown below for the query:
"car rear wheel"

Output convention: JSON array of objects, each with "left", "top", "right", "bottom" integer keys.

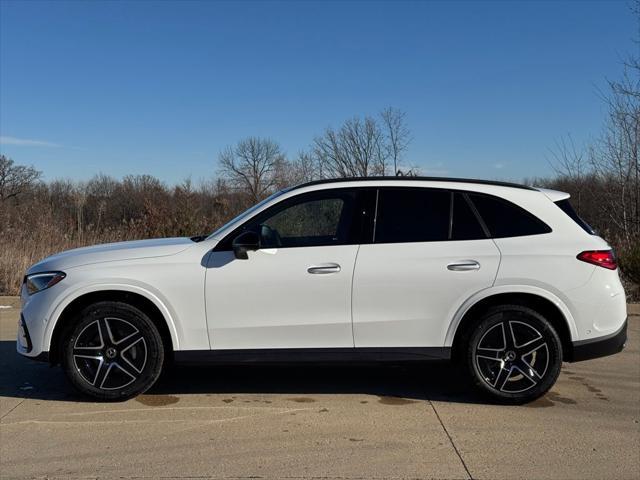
[
  {"left": 61, "top": 301, "right": 164, "bottom": 401},
  {"left": 466, "top": 304, "right": 562, "bottom": 404}
]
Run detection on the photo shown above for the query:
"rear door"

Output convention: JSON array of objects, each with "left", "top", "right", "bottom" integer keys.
[{"left": 352, "top": 188, "right": 501, "bottom": 347}]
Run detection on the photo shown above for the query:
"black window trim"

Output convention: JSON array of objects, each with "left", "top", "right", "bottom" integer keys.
[
  {"left": 554, "top": 198, "right": 595, "bottom": 235},
  {"left": 213, "top": 187, "right": 376, "bottom": 251},
  {"left": 371, "top": 186, "right": 494, "bottom": 244},
  {"left": 461, "top": 192, "right": 491, "bottom": 238},
  {"left": 370, "top": 186, "right": 551, "bottom": 244},
  {"left": 466, "top": 191, "right": 553, "bottom": 239},
  {"left": 213, "top": 185, "right": 552, "bottom": 251}
]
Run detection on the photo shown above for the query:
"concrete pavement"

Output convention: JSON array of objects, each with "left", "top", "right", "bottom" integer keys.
[{"left": 1, "top": 296, "right": 638, "bottom": 480}]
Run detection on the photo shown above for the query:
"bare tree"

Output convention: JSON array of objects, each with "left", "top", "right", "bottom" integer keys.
[
  {"left": 0, "top": 155, "right": 41, "bottom": 201},
  {"left": 218, "top": 137, "right": 284, "bottom": 203},
  {"left": 313, "top": 116, "right": 388, "bottom": 178},
  {"left": 547, "top": 3, "right": 639, "bottom": 246},
  {"left": 380, "top": 107, "right": 411, "bottom": 175},
  {"left": 312, "top": 109, "right": 411, "bottom": 179},
  {"left": 549, "top": 135, "right": 587, "bottom": 179},
  {"left": 273, "top": 151, "right": 318, "bottom": 190},
  {"left": 548, "top": 135, "right": 589, "bottom": 212},
  {"left": 590, "top": 68, "right": 640, "bottom": 244}
]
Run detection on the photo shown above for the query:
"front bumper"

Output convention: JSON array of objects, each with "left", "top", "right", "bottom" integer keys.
[
  {"left": 17, "top": 280, "right": 61, "bottom": 359},
  {"left": 17, "top": 313, "right": 50, "bottom": 362},
  {"left": 17, "top": 314, "right": 33, "bottom": 352},
  {"left": 569, "top": 318, "right": 627, "bottom": 362}
]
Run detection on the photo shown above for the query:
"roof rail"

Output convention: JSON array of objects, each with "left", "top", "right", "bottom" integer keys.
[{"left": 292, "top": 176, "right": 536, "bottom": 191}]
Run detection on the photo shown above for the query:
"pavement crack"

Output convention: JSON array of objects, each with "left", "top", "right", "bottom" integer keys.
[
  {"left": 429, "top": 400, "right": 474, "bottom": 480},
  {"left": 0, "top": 397, "right": 26, "bottom": 421}
]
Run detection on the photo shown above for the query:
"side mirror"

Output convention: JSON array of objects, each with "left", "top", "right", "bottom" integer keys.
[{"left": 232, "top": 231, "right": 260, "bottom": 260}]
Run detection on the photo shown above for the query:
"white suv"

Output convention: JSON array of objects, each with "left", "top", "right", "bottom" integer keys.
[{"left": 17, "top": 178, "right": 628, "bottom": 403}]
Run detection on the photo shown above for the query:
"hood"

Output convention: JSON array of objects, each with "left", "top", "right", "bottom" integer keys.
[{"left": 28, "top": 237, "right": 195, "bottom": 273}]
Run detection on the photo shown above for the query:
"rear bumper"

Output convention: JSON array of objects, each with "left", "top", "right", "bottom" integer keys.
[{"left": 569, "top": 318, "right": 627, "bottom": 362}]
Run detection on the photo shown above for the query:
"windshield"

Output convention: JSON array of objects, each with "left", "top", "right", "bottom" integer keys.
[{"left": 207, "top": 188, "right": 291, "bottom": 239}]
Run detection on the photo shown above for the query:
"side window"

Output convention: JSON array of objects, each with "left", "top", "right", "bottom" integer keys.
[
  {"left": 451, "top": 193, "right": 487, "bottom": 240},
  {"left": 260, "top": 197, "right": 347, "bottom": 248},
  {"left": 374, "top": 188, "right": 450, "bottom": 243},
  {"left": 468, "top": 193, "right": 551, "bottom": 238},
  {"left": 222, "top": 190, "right": 361, "bottom": 249}
]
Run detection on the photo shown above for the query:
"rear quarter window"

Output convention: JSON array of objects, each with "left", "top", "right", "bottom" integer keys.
[
  {"left": 554, "top": 199, "right": 596, "bottom": 235},
  {"left": 468, "top": 193, "right": 551, "bottom": 238}
]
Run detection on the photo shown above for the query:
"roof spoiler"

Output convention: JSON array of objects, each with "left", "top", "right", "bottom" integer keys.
[{"left": 535, "top": 187, "right": 571, "bottom": 202}]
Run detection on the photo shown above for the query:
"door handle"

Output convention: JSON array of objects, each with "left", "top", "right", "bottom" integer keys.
[
  {"left": 447, "top": 260, "right": 481, "bottom": 271},
  {"left": 307, "top": 263, "right": 341, "bottom": 274}
]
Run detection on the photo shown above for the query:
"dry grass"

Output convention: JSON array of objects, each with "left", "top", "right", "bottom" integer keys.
[{"left": 0, "top": 223, "right": 152, "bottom": 295}]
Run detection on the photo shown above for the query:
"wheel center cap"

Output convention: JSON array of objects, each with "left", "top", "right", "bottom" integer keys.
[
  {"left": 505, "top": 350, "right": 516, "bottom": 362},
  {"left": 105, "top": 347, "right": 117, "bottom": 359}
]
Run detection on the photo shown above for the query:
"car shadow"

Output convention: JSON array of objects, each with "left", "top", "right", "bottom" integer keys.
[{"left": 0, "top": 340, "right": 486, "bottom": 404}]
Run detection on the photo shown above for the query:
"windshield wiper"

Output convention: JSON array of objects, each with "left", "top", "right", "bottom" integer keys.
[{"left": 190, "top": 235, "right": 208, "bottom": 243}]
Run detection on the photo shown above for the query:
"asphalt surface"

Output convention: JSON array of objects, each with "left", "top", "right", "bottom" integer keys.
[{"left": 1, "top": 296, "right": 638, "bottom": 480}]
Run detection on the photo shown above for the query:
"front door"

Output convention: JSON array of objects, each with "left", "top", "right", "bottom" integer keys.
[{"left": 205, "top": 188, "right": 368, "bottom": 350}]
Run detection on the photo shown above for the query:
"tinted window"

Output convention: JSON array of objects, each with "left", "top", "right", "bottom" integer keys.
[
  {"left": 451, "top": 193, "right": 487, "bottom": 240},
  {"left": 469, "top": 193, "right": 551, "bottom": 238},
  {"left": 375, "top": 188, "right": 450, "bottom": 243},
  {"left": 555, "top": 199, "right": 595, "bottom": 234},
  {"left": 221, "top": 190, "right": 360, "bottom": 249},
  {"left": 261, "top": 197, "right": 346, "bottom": 247}
]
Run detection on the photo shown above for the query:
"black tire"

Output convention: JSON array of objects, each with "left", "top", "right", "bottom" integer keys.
[
  {"left": 61, "top": 301, "right": 164, "bottom": 401},
  {"left": 465, "top": 304, "right": 562, "bottom": 404}
]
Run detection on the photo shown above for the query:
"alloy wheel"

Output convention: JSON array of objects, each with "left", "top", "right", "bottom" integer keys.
[
  {"left": 73, "top": 317, "right": 148, "bottom": 390},
  {"left": 474, "top": 319, "right": 550, "bottom": 394}
]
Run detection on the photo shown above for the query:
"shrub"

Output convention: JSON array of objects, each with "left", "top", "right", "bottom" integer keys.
[{"left": 618, "top": 242, "right": 640, "bottom": 301}]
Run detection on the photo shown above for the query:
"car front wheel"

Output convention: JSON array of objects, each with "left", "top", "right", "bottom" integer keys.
[
  {"left": 61, "top": 301, "right": 164, "bottom": 401},
  {"left": 466, "top": 305, "right": 562, "bottom": 404}
]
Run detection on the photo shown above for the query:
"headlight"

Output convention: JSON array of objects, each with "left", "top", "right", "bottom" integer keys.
[{"left": 24, "top": 272, "right": 66, "bottom": 295}]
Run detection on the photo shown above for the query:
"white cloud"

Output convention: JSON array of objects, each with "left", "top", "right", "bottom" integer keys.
[
  {"left": 0, "top": 136, "right": 62, "bottom": 147},
  {"left": 493, "top": 163, "right": 505, "bottom": 169}
]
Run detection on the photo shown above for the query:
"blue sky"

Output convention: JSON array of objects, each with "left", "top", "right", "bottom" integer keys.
[{"left": 0, "top": 0, "right": 635, "bottom": 184}]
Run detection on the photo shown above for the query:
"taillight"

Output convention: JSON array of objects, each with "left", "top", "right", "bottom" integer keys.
[{"left": 577, "top": 250, "right": 617, "bottom": 270}]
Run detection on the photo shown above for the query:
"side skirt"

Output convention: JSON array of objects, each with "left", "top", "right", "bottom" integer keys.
[{"left": 173, "top": 347, "right": 451, "bottom": 365}]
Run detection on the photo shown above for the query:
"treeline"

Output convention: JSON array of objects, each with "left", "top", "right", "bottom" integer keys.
[
  {"left": 0, "top": 108, "right": 414, "bottom": 294},
  {"left": 1, "top": 155, "right": 638, "bottom": 298},
  {"left": 1, "top": 59, "right": 638, "bottom": 297}
]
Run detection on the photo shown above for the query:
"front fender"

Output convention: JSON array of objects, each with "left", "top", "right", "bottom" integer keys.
[{"left": 42, "top": 281, "right": 181, "bottom": 353}]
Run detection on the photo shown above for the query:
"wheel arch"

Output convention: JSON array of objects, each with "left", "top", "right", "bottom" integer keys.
[
  {"left": 448, "top": 287, "right": 577, "bottom": 362},
  {"left": 46, "top": 286, "right": 179, "bottom": 365}
]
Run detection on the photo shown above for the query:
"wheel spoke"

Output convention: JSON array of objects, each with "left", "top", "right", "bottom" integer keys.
[
  {"left": 119, "top": 337, "right": 147, "bottom": 373},
  {"left": 117, "top": 333, "right": 145, "bottom": 352},
  {"left": 73, "top": 355, "right": 103, "bottom": 385},
  {"left": 73, "top": 320, "right": 104, "bottom": 350},
  {"left": 94, "top": 359, "right": 110, "bottom": 387},
  {"left": 98, "top": 318, "right": 112, "bottom": 345},
  {"left": 514, "top": 360, "right": 540, "bottom": 384},
  {"left": 104, "top": 317, "right": 136, "bottom": 344},
  {"left": 518, "top": 337, "right": 547, "bottom": 356},
  {"left": 505, "top": 321, "right": 517, "bottom": 350},
  {"left": 113, "top": 361, "right": 137, "bottom": 381},
  {"left": 73, "top": 346, "right": 100, "bottom": 356},
  {"left": 494, "top": 364, "right": 513, "bottom": 391},
  {"left": 476, "top": 347, "right": 503, "bottom": 361}
]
